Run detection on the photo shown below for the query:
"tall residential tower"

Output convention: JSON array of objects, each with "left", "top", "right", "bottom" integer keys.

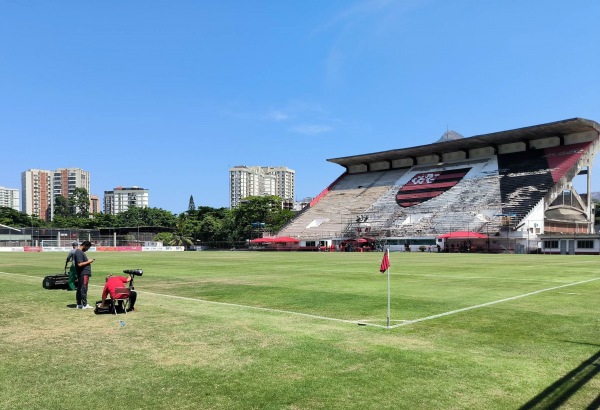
[
  {"left": 103, "top": 186, "right": 149, "bottom": 215},
  {"left": 0, "top": 186, "right": 20, "bottom": 211},
  {"left": 229, "top": 166, "right": 295, "bottom": 208}
]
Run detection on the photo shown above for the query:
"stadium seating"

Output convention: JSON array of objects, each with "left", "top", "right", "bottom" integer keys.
[
  {"left": 279, "top": 158, "right": 505, "bottom": 239},
  {"left": 278, "top": 130, "right": 597, "bottom": 242}
]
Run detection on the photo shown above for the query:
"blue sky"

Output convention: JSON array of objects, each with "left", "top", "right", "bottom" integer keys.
[{"left": 1, "top": 0, "right": 599, "bottom": 214}]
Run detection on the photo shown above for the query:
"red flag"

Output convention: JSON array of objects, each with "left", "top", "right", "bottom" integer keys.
[{"left": 379, "top": 250, "right": 390, "bottom": 273}]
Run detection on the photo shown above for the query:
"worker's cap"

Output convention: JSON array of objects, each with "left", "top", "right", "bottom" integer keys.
[{"left": 72, "top": 241, "right": 79, "bottom": 246}]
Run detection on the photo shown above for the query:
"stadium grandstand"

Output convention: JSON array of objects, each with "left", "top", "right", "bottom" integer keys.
[{"left": 276, "top": 118, "right": 600, "bottom": 253}]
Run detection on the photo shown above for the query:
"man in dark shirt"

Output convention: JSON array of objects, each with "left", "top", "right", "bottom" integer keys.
[{"left": 73, "top": 240, "right": 95, "bottom": 309}]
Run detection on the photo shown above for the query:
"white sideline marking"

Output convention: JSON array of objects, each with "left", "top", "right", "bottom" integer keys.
[
  {"left": 140, "top": 289, "right": 383, "bottom": 327},
  {"left": 0, "top": 271, "right": 383, "bottom": 327},
  {"left": 389, "top": 277, "right": 600, "bottom": 329},
  {"left": 2, "top": 272, "right": 598, "bottom": 330},
  {"left": 402, "top": 273, "right": 575, "bottom": 284}
]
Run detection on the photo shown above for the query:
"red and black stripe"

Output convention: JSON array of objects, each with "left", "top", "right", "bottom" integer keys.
[{"left": 396, "top": 168, "right": 470, "bottom": 208}]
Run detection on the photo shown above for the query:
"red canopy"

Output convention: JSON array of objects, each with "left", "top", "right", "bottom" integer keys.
[
  {"left": 437, "top": 231, "right": 488, "bottom": 239},
  {"left": 343, "top": 237, "right": 374, "bottom": 243},
  {"left": 273, "top": 237, "right": 299, "bottom": 243},
  {"left": 250, "top": 236, "right": 299, "bottom": 243}
]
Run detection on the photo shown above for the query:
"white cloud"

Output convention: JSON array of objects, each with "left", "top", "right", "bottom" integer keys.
[
  {"left": 221, "top": 101, "right": 340, "bottom": 136},
  {"left": 266, "top": 101, "right": 330, "bottom": 126},
  {"left": 290, "top": 124, "right": 333, "bottom": 135},
  {"left": 319, "top": 0, "right": 434, "bottom": 86},
  {"left": 267, "top": 110, "right": 291, "bottom": 121}
]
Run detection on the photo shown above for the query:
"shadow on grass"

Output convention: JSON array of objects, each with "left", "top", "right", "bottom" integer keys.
[{"left": 520, "top": 349, "right": 600, "bottom": 410}]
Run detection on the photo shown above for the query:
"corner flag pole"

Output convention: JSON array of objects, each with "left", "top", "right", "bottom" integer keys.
[
  {"left": 379, "top": 247, "right": 392, "bottom": 329},
  {"left": 386, "top": 248, "right": 391, "bottom": 328}
]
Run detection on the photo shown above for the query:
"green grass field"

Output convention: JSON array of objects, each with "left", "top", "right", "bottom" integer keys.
[{"left": 1, "top": 251, "right": 599, "bottom": 409}]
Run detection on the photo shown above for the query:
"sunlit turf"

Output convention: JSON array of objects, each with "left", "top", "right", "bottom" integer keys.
[{"left": 1, "top": 251, "right": 599, "bottom": 409}]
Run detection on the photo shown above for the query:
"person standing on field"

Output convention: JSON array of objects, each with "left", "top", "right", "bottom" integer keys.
[
  {"left": 64, "top": 241, "right": 78, "bottom": 291},
  {"left": 74, "top": 240, "right": 95, "bottom": 309}
]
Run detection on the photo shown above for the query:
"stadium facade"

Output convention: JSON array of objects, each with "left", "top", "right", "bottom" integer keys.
[{"left": 277, "top": 118, "right": 600, "bottom": 253}]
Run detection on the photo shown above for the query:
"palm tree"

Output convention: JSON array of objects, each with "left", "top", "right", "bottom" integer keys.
[{"left": 169, "top": 215, "right": 194, "bottom": 247}]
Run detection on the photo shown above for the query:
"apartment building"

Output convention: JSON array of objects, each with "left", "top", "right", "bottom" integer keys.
[
  {"left": 104, "top": 186, "right": 149, "bottom": 215},
  {"left": 21, "top": 168, "right": 91, "bottom": 221},
  {"left": 21, "top": 169, "right": 54, "bottom": 221},
  {"left": 0, "top": 186, "right": 20, "bottom": 211},
  {"left": 229, "top": 165, "right": 295, "bottom": 208},
  {"left": 53, "top": 168, "right": 90, "bottom": 200},
  {"left": 90, "top": 195, "right": 100, "bottom": 214}
]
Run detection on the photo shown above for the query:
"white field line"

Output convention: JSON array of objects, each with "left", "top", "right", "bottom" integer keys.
[
  {"left": 389, "top": 277, "right": 600, "bottom": 329},
  {"left": 2, "top": 272, "right": 598, "bottom": 330},
  {"left": 140, "top": 289, "right": 381, "bottom": 327},
  {"left": 0, "top": 271, "right": 381, "bottom": 327},
  {"left": 401, "top": 273, "right": 578, "bottom": 284}
]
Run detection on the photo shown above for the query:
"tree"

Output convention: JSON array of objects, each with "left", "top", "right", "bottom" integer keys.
[
  {"left": 153, "top": 232, "right": 173, "bottom": 244},
  {"left": 70, "top": 188, "right": 90, "bottom": 218},
  {"left": 190, "top": 206, "right": 229, "bottom": 243},
  {"left": 115, "top": 206, "right": 177, "bottom": 228},
  {"left": 220, "top": 211, "right": 241, "bottom": 245},
  {"left": 50, "top": 215, "right": 84, "bottom": 228},
  {"left": 229, "top": 196, "right": 294, "bottom": 240},
  {"left": 188, "top": 195, "right": 196, "bottom": 214},
  {"left": 197, "top": 214, "right": 224, "bottom": 242},
  {"left": 54, "top": 195, "right": 71, "bottom": 217},
  {"left": 90, "top": 212, "right": 118, "bottom": 228},
  {"left": 269, "top": 208, "right": 296, "bottom": 231},
  {"left": 49, "top": 189, "right": 96, "bottom": 228},
  {"left": 167, "top": 215, "right": 194, "bottom": 247},
  {"left": 0, "top": 207, "right": 44, "bottom": 227}
]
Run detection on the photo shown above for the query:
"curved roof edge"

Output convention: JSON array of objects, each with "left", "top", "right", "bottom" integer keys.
[{"left": 327, "top": 118, "right": 600, "bottom": 168}]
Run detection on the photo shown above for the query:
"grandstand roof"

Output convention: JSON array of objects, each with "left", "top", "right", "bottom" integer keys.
[
  {"left": 437, "top": 130, "right": 464, "bottom": 142},
  {"left": 327, "top": 117, "right": 600, "bottom": 168}
]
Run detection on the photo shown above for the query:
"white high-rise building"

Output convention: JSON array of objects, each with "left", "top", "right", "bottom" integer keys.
[
  {"left": 21, "top": 168, "right": 91, "bottom": 221},
  {"left": 229, "top": 165, "right": 295, "bottom": 208},
  {"left": 0, "top": 186, "right": 20, "bottom": 211},
  {"left": 104, "top": 186, "right": 149, "bottom": 215},
  {"left": 268, "top": 166, "right": 295, "bottom": 204}
]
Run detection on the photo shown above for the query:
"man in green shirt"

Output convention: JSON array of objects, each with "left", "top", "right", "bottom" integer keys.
[{"left": 64, "top": 241, "right": 78, "bottom": 291}]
